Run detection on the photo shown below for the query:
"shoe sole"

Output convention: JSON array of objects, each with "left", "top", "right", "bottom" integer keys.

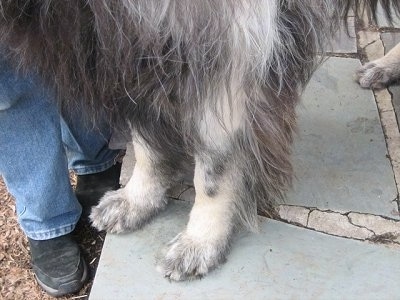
[{"left": 34, "top": 255, "right": 88, "bottom": 297}]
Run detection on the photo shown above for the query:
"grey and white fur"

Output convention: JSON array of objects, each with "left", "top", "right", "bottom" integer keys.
[{"left": 0, "top": 0, "right": 398, "bottom": 280}]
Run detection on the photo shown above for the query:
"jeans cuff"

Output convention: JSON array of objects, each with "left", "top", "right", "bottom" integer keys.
[
  {"left": 24, "top": 223, "right": 77, "bottom": 241},
  {"left": 71, "top": 150, "right": 123, "bottom": 175}
]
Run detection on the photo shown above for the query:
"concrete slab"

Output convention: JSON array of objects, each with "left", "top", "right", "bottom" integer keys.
[
  {"left": 286, "top": 57, "right": 398, "bottom": 218},
  {"left": 90, "top": 200, "right": 400, "bottom": 300},
  {"left": 381, "top": 32, "right": 400, "bottom": 52},
  {"left": 329, "top": 16, "right": 357, "bottom": 54}
]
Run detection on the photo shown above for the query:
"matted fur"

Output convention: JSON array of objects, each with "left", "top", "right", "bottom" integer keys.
[{"left": 0, "top": 0, "right": 398, "bottom": 280}]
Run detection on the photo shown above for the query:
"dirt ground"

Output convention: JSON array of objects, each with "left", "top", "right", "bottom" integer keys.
[{"left": 0, "top": 175, "right": 105, "bottom": 300}]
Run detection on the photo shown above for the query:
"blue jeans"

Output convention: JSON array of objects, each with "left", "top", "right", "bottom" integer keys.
[{"left": 0, "top": 58, "right": 120, "bottom": 240}]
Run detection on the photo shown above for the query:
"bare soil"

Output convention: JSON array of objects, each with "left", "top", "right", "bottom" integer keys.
[{"left": 0, "top": 175, "right": 105, "bottom": 300}]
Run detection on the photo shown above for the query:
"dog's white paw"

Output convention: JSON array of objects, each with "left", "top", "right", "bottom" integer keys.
[
  {"left": 90, "top": 188, "right": 167, "bottom": 233},
  {"left": 157, "top": 233, "right": 228, "bottom": 281},
  {"left": 356, "top": 62, "right": 393, "bottom": 89}
]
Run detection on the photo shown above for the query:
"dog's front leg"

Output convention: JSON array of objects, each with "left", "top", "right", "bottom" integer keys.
[
  {"left": 90, "top": 134, "right": 169, "bottom": 233},
  {"left": 158, "top": 151, "right": 239, "bottom": 280},
  {"left": 158, "top": 87, "right": 252, "bottom": 280}
]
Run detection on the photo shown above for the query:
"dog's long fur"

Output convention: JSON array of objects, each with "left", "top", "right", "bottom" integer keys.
[{"left": 0, "top": 0, "right": 398, "bottom": 280}]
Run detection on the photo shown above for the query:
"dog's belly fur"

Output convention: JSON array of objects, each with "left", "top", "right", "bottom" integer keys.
[{"left": 0, "top": 0, "right": 397, "bottom": 280}]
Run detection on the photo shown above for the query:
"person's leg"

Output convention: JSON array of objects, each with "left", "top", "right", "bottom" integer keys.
[
  {"left": 0, "top": 58, "right": 89, "bottom": 297},
  {"left": 61, "top": 109, "right": 124, "bottom": 212},
  {"left": 62, "top": 109, "right": 122, "bottom": 176},
  {"left": 0, "top": 55, "right": 124, "bottom": 228},
  {"left": 0, "top": 60, "right": 82, "bottom": 241},
  {"left": 0, "top": 52, "right": 124, "bottom": 296}
]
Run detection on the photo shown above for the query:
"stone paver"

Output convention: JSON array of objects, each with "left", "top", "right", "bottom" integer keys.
[
  {"left": 90, "top": 201, "right": 400, "bottom": 300},
  {"left": 307, "top": 210, "right": 374, "bottom": 240},
  {"left": 348, "top": 212, "right": 400, "bottom": 236},
  {"left": 327, "top": 16, "right": 357, "bottom": 54},
  {"left": 278, "top": 205, "right": 400, "bottom": 243},
  {"left": 330, "top": 16, "right": 357, "bottom": 53},
  {"left": 278, "top": 205, "right": 309, "bottom": 226},
  {"left": 285, "top": 57, "right": 398, "bottom": 218},
  {"left": 358, "top": 31, "right": 381, "bottom": 51}
]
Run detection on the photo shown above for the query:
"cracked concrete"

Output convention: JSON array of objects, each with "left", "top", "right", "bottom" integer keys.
[
  {"left": 308, "top": 210, "right": 374, "bottom": 240},
  {"left": 278, "top": 205, "right": 309, "bottom": 226},
  {"left": 358, "top": 31, "right": 381, "bottom": 50},
  {"left": 278, "top": 204, "right": 400, "bottom": 245},
  {"left": 275, "top": 9, "right": 400, "bottom": 248},
  {"left": 349, "top": 212, "right": 400, "bottom": 236}
]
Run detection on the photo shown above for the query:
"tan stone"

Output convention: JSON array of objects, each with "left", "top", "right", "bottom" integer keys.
[
  {"left": 365, "top": 39, "right": 384, "bottom": 61},
  {"left": 358, "top": 31, "right": 380, "bottom": 49},
  {"left": 358, "top": 30, "right": 384, "bottom": 62},
  {"left": 348, "top": 213, "right": 400, "bottom": 235},
  {"left": 374, "top": 89, "right": 394, "bottom": 113},
  {"left": 278, "top": 205, "right": 309, "bottom": 226},
  {"left": 307, "top": 210, "right": 373, "bottom": 239},
  {"left": 379, "top": 109, "right": 400, "bottom": 193}
]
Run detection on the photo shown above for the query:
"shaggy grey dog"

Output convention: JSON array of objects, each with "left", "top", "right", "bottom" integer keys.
[{"left": 0, "top": 0, "right": 397, "bottom": 281}]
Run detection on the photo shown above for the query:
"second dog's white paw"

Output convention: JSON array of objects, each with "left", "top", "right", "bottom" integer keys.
[
  {"left": 90, "top": 188, "right": 167, "bottom": 233},
  {"left": 356, "top": 62, "right": 393, "bottom": 89}
]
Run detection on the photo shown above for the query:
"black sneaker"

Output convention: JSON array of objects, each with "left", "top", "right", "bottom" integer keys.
[
  {"left": 28, "top": 234, "right": 88, "bottom": 297},
  {"left": 75, "top": 162, "right": 122, "bottom": 214}
]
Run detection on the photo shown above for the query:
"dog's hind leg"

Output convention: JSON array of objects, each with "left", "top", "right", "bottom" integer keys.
[
  {"left": 90, "top": 134, "right": 171, "bottom": 233},
  {"left": 357, "top": 41, "right": 400, "bottom": 89}
]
